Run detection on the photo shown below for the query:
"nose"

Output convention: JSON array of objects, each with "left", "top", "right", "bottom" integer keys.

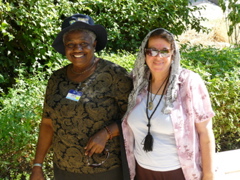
[
  {"left": 155, "top": 52, "right": 164, "bottom": 58},
  {"left": 74, "top": 44, "right": 83, "bottom": 50}
]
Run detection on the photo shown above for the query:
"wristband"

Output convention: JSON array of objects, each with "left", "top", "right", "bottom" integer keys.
[
  {"left": 104, "top": 126, "right": 113, "bottom": 140},
  {"left": 33, "top": 163, "right": 43, "bottom": 167}
]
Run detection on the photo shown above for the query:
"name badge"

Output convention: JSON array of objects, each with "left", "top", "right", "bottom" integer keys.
[{"left": 66, "top": 89, "right": 83, "bottom": 102}]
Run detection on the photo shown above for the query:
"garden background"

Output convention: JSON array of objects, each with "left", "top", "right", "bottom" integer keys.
[{"left": 0, "top": 0, "right": 239, "bottom": 179}]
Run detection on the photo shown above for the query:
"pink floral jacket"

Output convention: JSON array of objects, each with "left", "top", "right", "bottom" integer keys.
[{"left": 122, "top": 69, "right": 215, "bottom": 180}]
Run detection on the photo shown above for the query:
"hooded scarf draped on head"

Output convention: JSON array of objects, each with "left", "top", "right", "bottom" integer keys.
[{"left": 126, "top": 28, "right": 182, "bottom": 115}]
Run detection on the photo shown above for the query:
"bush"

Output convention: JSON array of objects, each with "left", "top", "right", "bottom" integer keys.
[
  {"left": 0, "top": 0, "right": 206, "bottom": 92},
  {"left": 0, "top": 46, "right": 239, "bottom": 179},
  {"left": 0, "top": 62, "right": 60, "bottom": 179},
  {"left": 84, "top": 0, "right": 206, "bottom": 52},
  {"left": 0, "top": 68, "right": 46, "bottom": 179},
  {"left": 181, "top": 45, "right": 240, "bottom": 151},
  {"left": 99, "top": 50, "right": 136, "bottom": 72}
]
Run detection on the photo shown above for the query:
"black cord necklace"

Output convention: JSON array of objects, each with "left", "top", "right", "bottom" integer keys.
[
  {"left": 148, "top": 76, "right": 169, "bottom": 110},
  {"left": 143, "top": 75, "right": 170, "bottom": 152}
]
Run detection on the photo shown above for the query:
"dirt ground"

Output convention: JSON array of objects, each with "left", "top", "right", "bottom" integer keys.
[{"left": 178, "top": 2, "right": 238, "bottom": 48}]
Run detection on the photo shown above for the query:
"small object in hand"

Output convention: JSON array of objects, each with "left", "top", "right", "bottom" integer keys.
[{"left": 87, "top": 148, "right": 110, "bottom": 167}]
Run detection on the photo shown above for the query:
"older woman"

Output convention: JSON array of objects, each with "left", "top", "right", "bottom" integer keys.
[
  {"left": 122, "top": 28, "right": 216, "bottom": 180},
  {"left": 30, "top": 14, "right": 132, "bottom": 180}
]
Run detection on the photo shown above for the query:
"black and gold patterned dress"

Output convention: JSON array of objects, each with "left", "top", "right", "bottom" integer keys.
[{"left": 42, "top": 58, "right": 132, "bottom": 177}]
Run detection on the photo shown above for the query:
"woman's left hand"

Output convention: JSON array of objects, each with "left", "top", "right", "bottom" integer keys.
[{"left": 84, "top": 128, "right": 109, "bottom": 157}]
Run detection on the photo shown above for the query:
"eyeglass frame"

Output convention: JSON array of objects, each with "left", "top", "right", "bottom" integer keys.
[
  {"left": 64, "top": 42, "right": 90, "bottom": 49},
  {"left": 145, "top": 48, "right": 172, "bottom": 58},
  {"left": 86, "top": 148, "right": 110, "bottom": 167}
]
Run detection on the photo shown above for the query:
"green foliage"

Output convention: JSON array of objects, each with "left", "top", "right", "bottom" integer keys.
[
  {"left": 0, "top": 62, "right": 60, "bottom": 179},
  {"left": 1, "top": 0, "right": 239, "bottom": 178},
  {"left": 0, "top": 46, "right": 239, "bottom": 178},
  {"left": 0, "top": 0, "right": 61, "bottom": 92},
  {"left": 0, "top": 68, "right": 46, "bottom": 179},
  {"left": 218, "top": 0, "right": 240, "bottom": 44},
  {"left": 0, "top": 0, "right": 206, "bottom": 92},
  {"left": 84, "top": 0, "right": 206, "bottom": 52},
  {"left": 99, "top": 50, "right": 136, "bottom": 72},
  {"left": 181, "top": 45, "right": 240, "bottom": 151}
]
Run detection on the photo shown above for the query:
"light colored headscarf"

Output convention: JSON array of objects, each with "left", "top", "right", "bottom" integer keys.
[{"left": 126, "top": 28, "right": 182, "bottom": 114}]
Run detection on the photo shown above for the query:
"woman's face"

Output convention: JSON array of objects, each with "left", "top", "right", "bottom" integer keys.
[
  {"left": 145, "top": 37, "right": 173, "bottom": 75},
  {"left": 64, "top": 30, "right": 96, "bottom": 67}
]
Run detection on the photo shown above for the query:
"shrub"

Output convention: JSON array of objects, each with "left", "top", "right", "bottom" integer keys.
[
  {"left": 181, "top": 45, "right": 240, "bottom": 151},
  {"left": 0, "top": 68, "right": 46, "bottom": 179},
  {"left": 99, "top": 50, "right": 136, "bottom": 72},
  {"left": 0, "top": 46, "right": 239, "bottom": 178},
  {"left": 0, "top": 0, "right": 206, "bottom": 92},
  {"left": 0, "top": 63, "right": 59, "bottom": 179}
]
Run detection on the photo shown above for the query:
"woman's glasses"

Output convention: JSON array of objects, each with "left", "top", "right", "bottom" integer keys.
[
  {"left": 145, "top": 48, "right": 172, "bottom": 58},
  {"left": 65, "top": 42, "right": 90, "bottom": 49},
  {"left": 86, "top": 148, "right": 110, "bottom": 167}
]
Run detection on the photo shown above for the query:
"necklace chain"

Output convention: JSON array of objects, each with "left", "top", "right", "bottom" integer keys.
[
  {"left": 148, "top": 76, "right": 169, "bottom": 110},
  {"left": 71, "top": 58, "right": 96, "bottom": 75},
  {"left": 143, "top": 75, "right": 170, "bottom": 151}
]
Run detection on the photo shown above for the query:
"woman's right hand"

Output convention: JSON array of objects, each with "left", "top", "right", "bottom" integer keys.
[
  {"left": 84, "top": 128, "right": 109, "bottom": 157},
  {"left": 30, "top": 167, "right": 45, "bottom": 180}
]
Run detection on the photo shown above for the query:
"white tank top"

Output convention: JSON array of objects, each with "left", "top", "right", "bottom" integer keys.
[{"left": 127, "top": 94, "right": 181, "bottom": 171}]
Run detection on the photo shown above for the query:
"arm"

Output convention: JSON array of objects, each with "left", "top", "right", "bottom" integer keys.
[
  {"left": 85, "top": 66, "right": 132, "bottom": 157},
  {"left": 30, "top": 118, "right": 53, "bottom": 180},
  {"left": 84, "top": 123, "right": 119, "bottom": 157},
  {"left": 195, "top": 118, "right": 215, "bottom": 180}
]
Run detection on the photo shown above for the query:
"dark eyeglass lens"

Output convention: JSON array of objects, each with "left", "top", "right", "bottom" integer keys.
[
  {"left": 145, "top": 49, "right": 158, "bottom": 56},
  {"left": 151, "top": 50, "right": 159, "bottom": 56},
  {"left": 145, "top": 49, "right": 170, "bottom": 57},
  {"left": 160, "top": 50, "right": 169, "bottom": 55}
]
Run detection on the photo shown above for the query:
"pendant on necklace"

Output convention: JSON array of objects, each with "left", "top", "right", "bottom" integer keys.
[{"left": 148, "top": 102, "right": 154, "bottom": 110}]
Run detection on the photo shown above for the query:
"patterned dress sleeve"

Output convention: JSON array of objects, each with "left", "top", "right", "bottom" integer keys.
[{"left": 187, "top": 71, "right": 215, "bottom": 123}]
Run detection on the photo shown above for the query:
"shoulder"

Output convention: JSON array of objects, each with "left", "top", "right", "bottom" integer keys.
[
  {"left": 48, "top": 65, "right": 68, "bottom": 83},
  {"left": 178, "top": 69, "right": 209, "bottom": 97},
  {"left": 100, "top": 59, "right": 126, "bottom": 72},
  {"left": 99, "top": 58, "right": 128, "bottom": 74},
  {"left": 179, "top": 68, "right": 203, "bottom": 84}
]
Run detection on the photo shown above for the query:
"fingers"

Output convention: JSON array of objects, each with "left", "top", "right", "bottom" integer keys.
[
  {"left": 85, "top": 144, "right": 104, "bottom": 157},
  {"left": 85, "top": 130, "right": 108, "bottom": 156}
]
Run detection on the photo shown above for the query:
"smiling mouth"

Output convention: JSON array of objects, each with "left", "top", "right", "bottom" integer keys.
[
  {"left": 73, "top": 54, "right": 84, "bottom": 58},
  {"left": 154, "top": 61, "right": 164, "bottom": 65}
]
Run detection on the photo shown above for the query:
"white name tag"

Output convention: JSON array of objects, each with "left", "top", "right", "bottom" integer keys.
[{"left": 66, "top": 89, "right": 83, "bottom": 102}]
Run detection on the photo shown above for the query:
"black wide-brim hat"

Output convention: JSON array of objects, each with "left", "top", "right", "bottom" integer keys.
[{"left": 52, "top": 14, "right": 107, "bottom": 55}]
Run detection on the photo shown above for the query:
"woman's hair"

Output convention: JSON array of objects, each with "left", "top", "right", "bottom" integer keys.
[
  {"left": 146, "top": 29, "right": 175, "bottom": 52},
  {"left": 63, "top": 29, "right": 96, "bottom": 44},
  {"left": 124, "top": 28, "right": 181, "bottom": 115}
]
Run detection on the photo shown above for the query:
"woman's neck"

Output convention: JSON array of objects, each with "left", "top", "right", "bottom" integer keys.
[
  {"left": 67, "top": 58, "right": 100, "bottom": 83},
  {"left": 151, "top": 70, "right": 170, "bottom": 84},
  {"left": 150, "top": 71, "right": 170, "bottom": 95}
]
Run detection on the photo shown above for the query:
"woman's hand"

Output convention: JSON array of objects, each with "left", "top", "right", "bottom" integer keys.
[
  {"left": 84, "top": 128, "right": 109, "bottom": 157},
  {"left": 30, "top": 167, "right": 45, "bottom": 180}
]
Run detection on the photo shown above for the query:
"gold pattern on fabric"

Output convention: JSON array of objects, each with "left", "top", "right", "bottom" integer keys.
[{"left": 42, "top": 59, "right": 133, "bottom": 174}]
